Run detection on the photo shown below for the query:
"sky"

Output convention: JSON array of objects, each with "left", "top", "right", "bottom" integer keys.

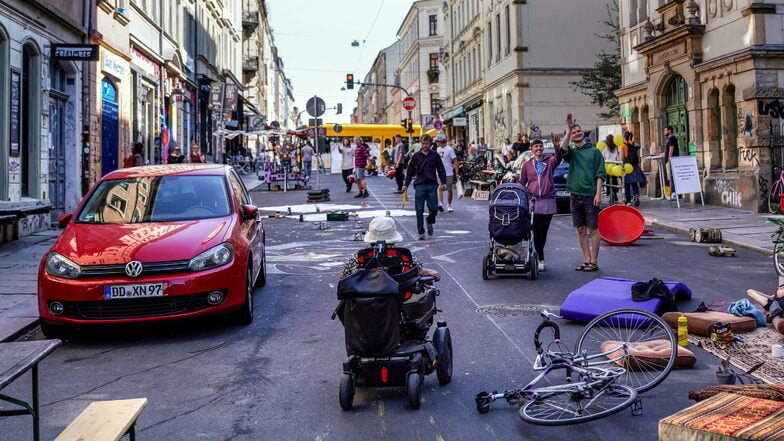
[{"left": 265, "top": 0, "right": 411, "bottom": 125}]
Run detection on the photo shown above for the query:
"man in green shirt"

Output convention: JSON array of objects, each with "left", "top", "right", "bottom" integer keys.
[{"left": 560, "top": 113, "right": 606, "bottom": 272}]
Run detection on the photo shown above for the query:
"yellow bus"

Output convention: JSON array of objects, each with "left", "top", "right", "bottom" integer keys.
[{"left": 311, "top": 123, "right": 423, "bottom": 149}]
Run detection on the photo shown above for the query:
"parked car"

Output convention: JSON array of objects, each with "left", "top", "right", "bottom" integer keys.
[
  {"left": 552, "top": 159, "right": 570, "bottom": 214},
  {"left": 38, "top": 164, "right": 266, "bottom": 336}
]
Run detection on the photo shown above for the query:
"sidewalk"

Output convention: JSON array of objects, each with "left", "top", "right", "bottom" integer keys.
[{"left": 1, "top": 171, "right": 779, "bottom": 342}]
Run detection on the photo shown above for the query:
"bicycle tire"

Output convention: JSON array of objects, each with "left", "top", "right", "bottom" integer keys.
[
  {"left": 768, "top": 179, "right": 783, "bottom": 214},
  {"left": 775, "top": 246, "right": 784, "bottom": 277},
  {"left": 519, "top": 383, "right": 636, "bottom": 426},
  {"left": 574, "top": 308, "right": 676, "bottom": 394}
]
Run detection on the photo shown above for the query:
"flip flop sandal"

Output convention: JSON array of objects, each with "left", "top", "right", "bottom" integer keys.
[
  {"left": 582, "top": 262, "right": 599, "bottom": 272},
  {"left": 575, "top": 262, "right": 591, "bottom": 271}
]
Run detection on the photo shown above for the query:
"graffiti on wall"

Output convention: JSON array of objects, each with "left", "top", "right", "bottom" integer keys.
[
  {"left": 8, "top": 159, "right": 20, "bottom": 173},
  {"left": 738, "top": 106, "right": 754, "bottom": 137},
  {"left": 759, "top": 99, "right": 784, "bottom": 119},
  {"left": 759, "top": 175, "right": 770, "bottom": 206},
  {"left": 17, "top": 213, "right": 50, "bottom": 237},
  {"left": 739, "top": 146, "right": 760, "bottom": 167},
  {"left": 712, "top": 178, "right": 743, "bottom": 208},
  {"left": 493, "top": 108, "right": 507, "bottom": 148}
]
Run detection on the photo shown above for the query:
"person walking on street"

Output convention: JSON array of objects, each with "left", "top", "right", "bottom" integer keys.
[
  {"left": 560, "top": 114, "right": 606, "bottom": 272},
  {"left": 402, "top": 134, "right": 447, "bottom": 240},
  {"left": 518, "top": 137, "right": 562, "bottom": 272},
  {"left": 601, "top": 134, "right": 624, "bottom": 203},
  {"left": 393, "top": 134, "right": 406, "bottom": 193},
  {"left": 353, "top": 136, "right": 370, "bottom": 198},
  {"left": 336, "top": 138, "right": 355, "bottom": 192},
  {"left": 301, "top": 140, "right": 315, "bottom": 179},
  {"left": 621, "top": 131, "right": 646, "bottom": 207},
  {"left": 663, "top": 125, "right": 680, "bottom": 199},
  {"left": 435, "top": 134, "right": 459, "bottom": 212}
]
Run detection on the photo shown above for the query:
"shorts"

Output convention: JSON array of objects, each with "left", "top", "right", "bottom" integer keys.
[
  {"left": 355, "top": 168, "right": 366, "bottom": 180},
  {"left": 570, "top": 194, "right": 599, "bottom": 229},
  {"left": 438, "top": 175, "right": 455, "bottom": 189}
]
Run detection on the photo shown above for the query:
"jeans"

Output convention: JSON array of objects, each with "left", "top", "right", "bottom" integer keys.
[
  {"left": 303, "top": 161, "right": 312, "bottom": 178},
  {"left": 414, "top": 182, "right": 438, "bottom": 234}
]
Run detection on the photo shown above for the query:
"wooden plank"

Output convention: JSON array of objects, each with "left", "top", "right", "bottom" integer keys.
[{"left": 56, "top": 398, "right": 148, "bottom": 441}]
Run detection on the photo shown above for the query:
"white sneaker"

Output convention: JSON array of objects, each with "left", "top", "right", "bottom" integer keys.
[
  {"left": 537, "top": 261, "right": 546, "bottom": 272},
  {"left": 447, "top": 206, "right": 453, "bottom": 212}
]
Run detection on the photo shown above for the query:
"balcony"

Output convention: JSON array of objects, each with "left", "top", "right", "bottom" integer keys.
[
  {"left": 243, "top": 56, "right": 259, "bottom": 72},
  {"left": 242, "top": 12, "right": 259, "bottom": 30}
]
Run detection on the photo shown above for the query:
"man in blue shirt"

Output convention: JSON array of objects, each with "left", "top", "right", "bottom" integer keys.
[{"left": 402, "top": 134, "right": 447, "bottom": 240}]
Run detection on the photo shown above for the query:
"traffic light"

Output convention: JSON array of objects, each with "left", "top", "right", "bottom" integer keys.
[
  {"left": 336, "top": 103, "right": 342, "bottom": 114},
  {"left": 346, "top": 73, "right": 354, "bottom": 89},
  {"left": 400, "top": 119, "right": 407, "bottom": 128},
  {"left": 406, "top": 118, "right": 414, "bottom": 133}
]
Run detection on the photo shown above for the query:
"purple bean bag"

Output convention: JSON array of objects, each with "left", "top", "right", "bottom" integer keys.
[{"left": 559, "top": 276, "right": 692, "bottom": 323}]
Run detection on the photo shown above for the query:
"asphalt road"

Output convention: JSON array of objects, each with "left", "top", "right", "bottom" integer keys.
[{"left": 4, "top": 180, "right": 778, "bottom": 440}]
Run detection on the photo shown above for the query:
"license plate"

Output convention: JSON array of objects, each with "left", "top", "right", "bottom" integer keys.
[
  {"left": 556, "top": 190, "right": 570, "bottom": 197},
  {"left": 104, "top": 283, "right": 164, "bottom": 299}
]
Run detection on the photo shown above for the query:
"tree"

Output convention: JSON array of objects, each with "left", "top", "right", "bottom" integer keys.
[{"left": 571, "top": 0, "right": 621, "bottom": 120}]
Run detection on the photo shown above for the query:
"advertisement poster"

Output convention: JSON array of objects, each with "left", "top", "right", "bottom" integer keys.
[{"left": 10, "top": 70, "right": 20, "bottom": 157}]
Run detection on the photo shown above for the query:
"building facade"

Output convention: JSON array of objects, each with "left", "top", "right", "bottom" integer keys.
[
  {"left": 617, "top": 0, "right": 784, "bottom": 211},
  {"left": 0, "top": 0, "right": 89, "bottom": 232}
]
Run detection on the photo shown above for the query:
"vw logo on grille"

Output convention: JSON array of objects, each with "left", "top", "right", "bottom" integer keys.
[{"left": 125, "top": 261, "right": 144, "bottom": 278}]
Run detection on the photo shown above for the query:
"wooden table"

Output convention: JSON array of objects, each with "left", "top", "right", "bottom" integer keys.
[{"left": 0, "top": 339, "right": 61, "bottom": 441}]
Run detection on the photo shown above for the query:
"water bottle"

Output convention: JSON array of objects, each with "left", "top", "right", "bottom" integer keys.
[{"left": 677, "top": 314, "right": 688, "bottom": 347}]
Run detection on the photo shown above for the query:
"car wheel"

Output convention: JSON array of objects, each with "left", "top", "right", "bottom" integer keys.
[
  {"left": 253, "top": 250, "right": 267, "bottom": 288},
  {"left": 40, "top": 320, "right": 67, "bottom": 339},
  {"left": 233, "top": 263, "right": 254, "bottom": 325}
]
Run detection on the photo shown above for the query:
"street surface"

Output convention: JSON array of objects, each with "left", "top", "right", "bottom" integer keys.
[{"left": 4, "top": 174, "right": 778, "bottom": 440}]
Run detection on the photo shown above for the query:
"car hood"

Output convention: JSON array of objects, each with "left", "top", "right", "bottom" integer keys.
[{"left": 54, "top": 218, "right": 233, "bottom": 265}]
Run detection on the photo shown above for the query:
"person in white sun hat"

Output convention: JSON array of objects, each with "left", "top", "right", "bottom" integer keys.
[{"left": 339, "top": 217, "right": 440, "bottom": 281}]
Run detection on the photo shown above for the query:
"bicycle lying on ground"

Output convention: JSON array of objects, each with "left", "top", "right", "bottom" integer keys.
[{"left": 475, "top": 308, "right": 677, "bottom": 425}]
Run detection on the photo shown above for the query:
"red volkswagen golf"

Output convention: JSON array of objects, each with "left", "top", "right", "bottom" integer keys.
[{"left": 38, "top": 164, "right": 266, "bottom": 336}]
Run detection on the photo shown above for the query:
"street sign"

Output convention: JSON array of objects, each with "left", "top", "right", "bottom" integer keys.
[
  {"left": 334, "top": 123, "right": 343, "bottom": 134},
  {"left": 434, "top": 120, "right": 443, "bottom": 130},
  {"left": 209, "top": 82, "right": 224, "bottom": 111},
  {"left": 306, "top": 96, "right": 326, "bottom": 117},
  {"left": 402, "top": 96, "right": 416, "bottom": 111},
  {"left": 308, "top": 118, "right": 323, "bottom": 126}
]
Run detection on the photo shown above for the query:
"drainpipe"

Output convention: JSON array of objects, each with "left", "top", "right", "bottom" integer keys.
[{"left": 80, "top": 0, "right": 92, "bottom": 195}]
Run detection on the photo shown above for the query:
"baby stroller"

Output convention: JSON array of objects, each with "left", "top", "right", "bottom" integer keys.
[
  {"left": 332, "top": 241, "right": 453, "bottom": 410},
  {"left": 482, "top": 182, "right": 538, "bottom": 280}
]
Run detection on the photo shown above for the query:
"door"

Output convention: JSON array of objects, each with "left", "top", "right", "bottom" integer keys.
[
  {"left": 48, "top": 95, "right": 67, "bottom": 218},
  {"left": 664, "top": 75, "right": 689, "bottom": 155},
  {"left": 101, "top": 78, "right": 119, "bottom": 175}
]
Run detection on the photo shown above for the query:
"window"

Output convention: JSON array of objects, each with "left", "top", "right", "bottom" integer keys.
[
  {"left": 429, "top": 53, "right": 439, "bottom": 69},
  {"left": 504, "top": 5, "right": 510, "bottom": 55},
  {"left": 487, "top": 21, "right": 492, "bottom": 65},
  {"left": 429, "top": 14, "right": 437, "bottom": 36},
  {"left": 495, "top": 14, "right": 501, "bottom": 61},
  {"left": 430, "top": 94, "right": 440, "bottom": 115}
]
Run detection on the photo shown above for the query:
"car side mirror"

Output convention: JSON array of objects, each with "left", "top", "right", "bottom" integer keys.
[
  {"left": 58, "top": 213, "right": 73, "bottom": 227},
  {"left": 241, "top": 204, "right": 259, "bottom": 221}
]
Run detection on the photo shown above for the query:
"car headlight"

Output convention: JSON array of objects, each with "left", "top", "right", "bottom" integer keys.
[
  {"left": 189, "top": 243, "right": 234, "bottom": 272},
  {"left": 45, "top": 252, "right": 81, "bottom": 279}
]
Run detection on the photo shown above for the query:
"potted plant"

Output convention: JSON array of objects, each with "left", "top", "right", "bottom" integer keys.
[{"left": 427, "top": 68, "right": 439, "bottom": 83}]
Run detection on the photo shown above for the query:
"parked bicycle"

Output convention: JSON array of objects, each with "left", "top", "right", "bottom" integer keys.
[
  {"left": 475, "top": 308, "right": 677, "bottom": 425},
  {"left": 767, "top": 216, "right": 784, "bottom": 276},
  {"left": 766, "top": 166, "right": 784, "bottom": 214}
]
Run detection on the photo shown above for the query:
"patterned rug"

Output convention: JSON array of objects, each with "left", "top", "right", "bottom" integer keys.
[{"left": 689, "top": 325, "right": 784, "bottom": 384}]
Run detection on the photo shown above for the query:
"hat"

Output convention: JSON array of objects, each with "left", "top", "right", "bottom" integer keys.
[
  {"left": 434, "top": 134, "right": 447, "bottom": 142},
  {"left": 364, "top": 216, "right": 403, "bottom": 244}
]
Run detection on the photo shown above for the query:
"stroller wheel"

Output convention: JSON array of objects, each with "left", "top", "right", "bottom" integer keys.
[
  {"left": 407, "top": 372, "right": 423, "bottom": 409},
  {"left": 482, "top": 255, "right": 491, "bottom": 280},
  {"left": 339, "top": 373, "right": 355, "bottom": 411}
]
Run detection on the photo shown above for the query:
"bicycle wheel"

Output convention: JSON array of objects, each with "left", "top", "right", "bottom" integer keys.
[
  {"left": 776, "top": 247, "right": 784, "bottom": 277},
  {"left": 519, "top": 383, "right": 636, "bottom": 426},
  {"left": 768, "top": 179, "right": 783, "bottom": 214},
  {"left": 574, "top": 308, "right": 676, "bottom": 394}
]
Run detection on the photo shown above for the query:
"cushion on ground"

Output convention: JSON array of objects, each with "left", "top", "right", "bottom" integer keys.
[
  {"left": 689, "top": 385, "right": 784, "bottom": 402},
  {"left": 659, "top": 392, "right": 784, "bottom": 441},
  {"left": 662, "top": 311, "right": 758, "bottom": 337},
  {"left": 559, "top": 277, "right": 692, "bottom": 323},
  {"left": 600, "top": 339, "right": 697, "bottom": 370}
]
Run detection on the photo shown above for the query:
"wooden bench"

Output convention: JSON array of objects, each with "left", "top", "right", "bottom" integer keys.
[{"left": 56, "top": 398, "right": 148, "bottom": 441}]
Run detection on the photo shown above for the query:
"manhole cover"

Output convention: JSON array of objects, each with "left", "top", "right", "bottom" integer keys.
[{"left": 477, "top": 304, "right": 544, "bottom": 317}]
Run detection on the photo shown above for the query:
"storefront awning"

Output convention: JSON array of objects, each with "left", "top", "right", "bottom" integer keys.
[{"left": 442, "top": 105, "right": 464, "bottom": 123}]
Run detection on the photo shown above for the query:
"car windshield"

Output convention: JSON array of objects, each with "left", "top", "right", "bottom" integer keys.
[{"left": 76, "top": 175, "right": 231, "bottom": 224}]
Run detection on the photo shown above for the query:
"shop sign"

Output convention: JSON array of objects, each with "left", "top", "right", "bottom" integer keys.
[
  {"left": 442, "top": 105, "right": 465, "bottom": 121},
  {"left": 51, "top": 44, "right": 99, "bottom": 61},
  {"left": 10, "top": 70, "right": 20, "bottom": 157},
  {"left": 102, "top": 51, "right": 128, "bottom": 79},
  {"left": 452, "top": 117, "right": 467, "bottom": 126}
]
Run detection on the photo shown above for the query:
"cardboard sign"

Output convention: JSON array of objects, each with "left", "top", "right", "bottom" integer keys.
[{"left": 670, "top": 155, "right": 701, "bottom": 195}]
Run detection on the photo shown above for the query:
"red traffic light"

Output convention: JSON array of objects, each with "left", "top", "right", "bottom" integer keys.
[{"left": 346, "top": 73, "right": 354, "bottom": 89}]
